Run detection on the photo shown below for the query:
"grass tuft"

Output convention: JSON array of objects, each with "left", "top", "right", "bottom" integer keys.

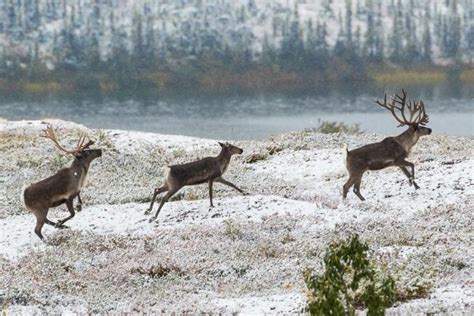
[
  {"left": 223, "top": 219, "right": 242, "bottom": 241},
  {"left": 309, "top": 121, "right": 362, "bottom": 134},
  {"left": 131, "top": 264, "right": 183, "bottom": 278}
]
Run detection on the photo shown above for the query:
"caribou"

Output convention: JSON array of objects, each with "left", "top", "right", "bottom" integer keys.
[
  {"left": 145, "top": 142, "right": 246, "bottom": 222},
  {"left": 22, "top": 124, "right": 102, "bottom": 240},
  {"left": 343, "top": 90, "right": 432, "bottom": 201}
]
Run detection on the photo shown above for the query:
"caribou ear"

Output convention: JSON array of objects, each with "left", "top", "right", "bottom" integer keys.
[{"left": 218, "top": 142, "right": 225, "bottom": 148}]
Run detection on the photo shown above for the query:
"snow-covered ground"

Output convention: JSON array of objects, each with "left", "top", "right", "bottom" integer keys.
[{"left": 0, "top": 119, "right": 473, "bottom": 314}]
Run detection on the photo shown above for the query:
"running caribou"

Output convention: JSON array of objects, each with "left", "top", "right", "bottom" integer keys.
[
  {"left": 23, "top": 124, "right": 102, "bottom": 240},
  {"left": 145, "top": 142, "right": 246, "bottom": 222},
  {"left": 343, "top": 90, "right": 432, "bottom": 201}
]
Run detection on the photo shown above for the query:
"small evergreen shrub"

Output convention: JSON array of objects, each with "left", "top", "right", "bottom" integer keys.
[{"left": 304, "top": 235, "right": 395, "bottom": 316}]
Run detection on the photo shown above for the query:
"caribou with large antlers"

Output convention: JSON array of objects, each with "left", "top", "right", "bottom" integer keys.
[
  {"left": 22, "top": 124, "right": 102, "bottom": 240},
  {"left": 343, "top": 90, "right": 432, "bottom": 201}
]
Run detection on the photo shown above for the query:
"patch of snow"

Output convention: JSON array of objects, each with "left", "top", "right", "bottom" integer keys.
[
  {"left": 209, "top": 292, "right": 305, "bottom": 314},
  {"left": 0, "top": 119, "right": 87, "bottom": 135},
  {"left": 0, "top": 195, "right": 321, "bottom": 260},
  {"left": 106, "top": 128, "right": 217, "bottom": 154},
  {"left": 388, "top": 284, "right": 474, "bottom": 315}
]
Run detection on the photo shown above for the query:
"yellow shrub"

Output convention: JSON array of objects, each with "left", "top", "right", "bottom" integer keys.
[
  {"left": 372, "top": 69, "right": 446, "bottom": 85},
  {"left": 460, "top": 69, "right": 474, "bottom": 82},
  {"left": 22, "top": 81, "right": 62, "bottom": 93}
]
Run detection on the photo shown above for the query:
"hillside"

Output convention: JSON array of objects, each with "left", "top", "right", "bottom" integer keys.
[
  {"left": 0, "top": 0, "right": 473, "bottom": 93},
  {"left": 0, "top": 119, "right": 472, "bottom": 313},
  {"left": 1, "top": 0, "right": 472, "bottom": 62}
]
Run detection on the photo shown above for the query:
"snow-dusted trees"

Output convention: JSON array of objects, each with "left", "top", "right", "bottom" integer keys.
[
  {"left": 280, "top": 8, "right": 304, "bottom": 70},
  {"left": 305, "top": 20, "right": 330, "bottom": 70},
  {"left": 442, "top": 0, "right": 462, "bottom": 58},
  {"left": 467, "top": 23, "right": 474, "bottom": 63},
  {"left": 0, "top": 0, "right": 471, "bottom": 88},
  {"left": 363, "top": 0, "right": 384, "bottom": 63},
  {"left": 421, "top": 24, "right": 433, "bottom": 63}
]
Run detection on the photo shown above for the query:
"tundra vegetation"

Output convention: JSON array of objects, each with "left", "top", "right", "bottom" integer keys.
[
  {"left": 0, "top": 120, "right": 472, "bottom": 313},
  {"left": 304, "top": 234, "right": 396, "bottom": 315}
]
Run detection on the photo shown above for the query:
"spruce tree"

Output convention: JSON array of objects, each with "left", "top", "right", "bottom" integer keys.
[
  {"left": 261, "top": 32, "right": 278, "bottom": 68},
  {"left": 145, "top": 15, "right": 156, "bottom": 68},
  {"left": 131, "top": 12, "right": 146, "bottom": 69},
  {"left": 354, "top": 26, "right": 362, "bottom": 57},
  {"left": 364, "top": 1, "right": 376, "bottom": 60},
  {"left": 374, "top": 8, "right": 385, "bottom": 63},
  {"left": 85, "top": 15, "right": 101, "bottom": 71},
  {"left": 321, "top": 0, "right": 333, "bottom": 16},
  {"left": 7, "top": 0, "right": 16, "bottom": 31},
  {"left": 404, "top": 14, "right": 420, "bottom": 64},
  {"left": 467, "top": 5, "right": 474, "bottom": 64},
  {"left": 389, "top": 1, "right": 403, "bottom": 64},
  {"left": 422, "top": 24, "right": 432, "bottom": 63},
  {"left": 345, "top": 0, "right": 353, "bottom": 46},
  {"left": 444, "top": 0, "right": 461, "bottom": 58},
  {"left": 280, "top": 8, "right": 304, "bottom": 70},
  {"left": 467, "top": 25, "right": 474, "bottom": 63}
]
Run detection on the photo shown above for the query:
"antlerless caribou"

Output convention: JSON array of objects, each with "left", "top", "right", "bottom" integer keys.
[{"left": 145, "top": 142, "right": 246, "bottom": 222}]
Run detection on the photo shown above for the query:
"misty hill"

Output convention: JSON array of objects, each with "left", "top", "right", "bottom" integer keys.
[{"left": 0, "top": 0, "right": 472, "bottom": 92}]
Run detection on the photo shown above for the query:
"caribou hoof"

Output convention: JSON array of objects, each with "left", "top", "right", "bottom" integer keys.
[
  {"left": 76, "top": 204, "right": 82, "bottom": 212},
  {"left": 55, "top": 222, "right": 69, "bottom": 229},
  {"left": 148, "top": 216, "right": 157, "bottom": 223},
  {"left": 144, "top": 208, "right": 152, "bottom": 215}
]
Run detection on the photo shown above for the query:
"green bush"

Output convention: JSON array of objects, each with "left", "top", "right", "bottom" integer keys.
[{"left": 304, "top": 235, "right": 395, "bottom": 316}]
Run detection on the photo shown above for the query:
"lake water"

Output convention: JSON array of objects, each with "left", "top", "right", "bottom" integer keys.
[{"left": 0, "top": 86, "right": 472, "bottom": 139}]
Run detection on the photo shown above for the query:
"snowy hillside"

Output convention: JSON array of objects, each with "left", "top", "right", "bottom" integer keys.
[
  {"left": 0, "top": 119, "right": 472, "bottom": 313},
  {"left": 0, "top": 0, "right": 472, "bottom": 70}
]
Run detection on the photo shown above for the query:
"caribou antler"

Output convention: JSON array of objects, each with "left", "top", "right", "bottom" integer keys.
[
  {"left": 41, "top": 123, "right": 94, "bottom": 154},
  {"left": 376, "top": 90, "right": 429, "bottom": 127}
]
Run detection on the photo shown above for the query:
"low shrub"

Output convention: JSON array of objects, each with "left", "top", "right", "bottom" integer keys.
[
  {"left": 131, "top": 264, "right": 182, "bottom": 278},
  {"left": 304, "top": 234, "right": 396, "bottom": 316},
  {"left": 314, "top": 121, "right": 362, "bottom": 134}
]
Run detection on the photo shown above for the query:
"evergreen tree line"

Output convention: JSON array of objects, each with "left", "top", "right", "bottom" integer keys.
[{"left": 0, "top": 0, "right": 472, "bottom": 90}]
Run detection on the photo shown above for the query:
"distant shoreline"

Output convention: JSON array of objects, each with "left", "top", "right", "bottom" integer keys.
[{"left": 1, "top": 66, "right": 472, "bottom": 97}]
